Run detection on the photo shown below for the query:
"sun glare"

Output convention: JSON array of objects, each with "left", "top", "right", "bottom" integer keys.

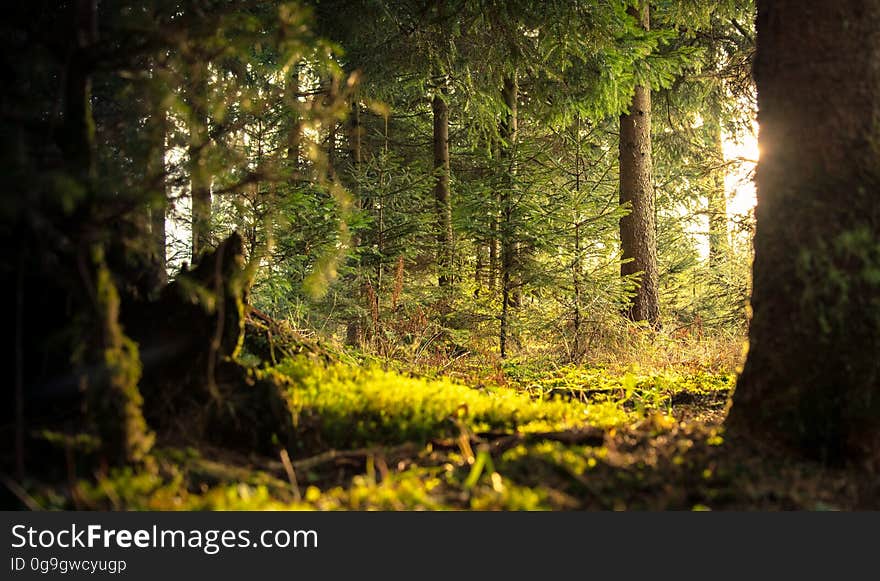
[{"left": 723, "top": 122, "right": 759, "bottom": 217}]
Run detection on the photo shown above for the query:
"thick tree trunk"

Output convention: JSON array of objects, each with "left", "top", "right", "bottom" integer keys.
[
  {"left": 619, "top": 1, "right": 660, "bottom": 327},
  {"left": 499, "top": 75, "right": 518, "bottom": 357},
  {"left": 433, "top": 90, "right": 453, "bottom": 288},
  {"left": 189, "top": 60, "right": 211, "bottom": 259},
  {"left": 67, "top": 0, "right": 154, "bottom": 465},
  {"left": 728, "top": 0, "right": 880, "bottom": 465}
]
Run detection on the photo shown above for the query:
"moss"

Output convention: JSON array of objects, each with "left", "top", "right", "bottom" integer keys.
[
  {"left": 28, "top": 358, "right": 870, "bottom": 511},
  {"left": 88, "top": 245, "right": 154, "bottom": 465},
  {"left": 276, "top": 356, "right": 594, "bottom": 449},
  {"left": 788, "top": 225, "right": 880, "bottom": 457}
]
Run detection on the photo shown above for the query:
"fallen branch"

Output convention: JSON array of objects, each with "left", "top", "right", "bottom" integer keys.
[
  {"left": 484, "top": 428, "right": 606, "bottom": 455},
  {"left": 266, "top": 442, "right": 422, "bottom": 474}
]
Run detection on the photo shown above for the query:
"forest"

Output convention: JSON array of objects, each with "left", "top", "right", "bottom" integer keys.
[{"left": 1, "top": 0, "right": 878, "bottom": 511}]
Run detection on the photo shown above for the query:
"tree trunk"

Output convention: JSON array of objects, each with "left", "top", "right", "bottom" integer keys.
[
  {"left": 345, "top": 96, "right": 365, "bottom": 346},
  {"left": 349, "top": 97, "right": 362, "bottom": 166},
  {"left": 728, "top": 0, "right": 880, "bottom": 466},
  {"left": 286, "top": 63, "right": 303, "bottom": 168},
  {"left": 433, "top": 89, "right": 453, "bottom": 288},
  {"left": 150, "top": 198, "right": 166, "bottom": 288},
  {"left": 148, "top": 98, "right": 167, "bottom": 289},
  {"left": 474, "top": 245, "right": 484, "bottom": 297},
  {"left": 189, "top": 60, "right": 211, "bottom": 260},
  {"left": 328, "top": 120, "right": 338, "bottom": 176},
  {"left": 619, "top": 1, "right": 660, "bottom": 327},
  {"left": 499, "top": 75, "right": 518, "bottom": 357},
  {"left": 324, "top": 74, "right": 339, "bottom": 180},
  {"left": 707, "top": 95, "right": 729, "bottom": 266},
  {"left": 489, "top": 160, "right": 499, "bottom": 294},
  {"left": 572, "top": 116, "right": 583, "bottom": 357},
  {"left": 59, "top": 0, "right": 98, "bottom": 178},
  {"left": 68, "top": 0, "right": 154, "bottom": 465}
]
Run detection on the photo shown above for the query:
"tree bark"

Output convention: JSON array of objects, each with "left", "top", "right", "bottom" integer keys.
[
  {"left": 474, "top": 245, "right": 484, "bottom": 297},
  {"left": 728, "top": 0, "right": 880, "bottom": 465},
  {"left": 707, "top": 95, "right": 729, "bottom": 266},
  {"left": 286, "top": 63, "right": 303, "bottom": 168},
  {"left": 189, "top": 60, "right": 211, "bottom": 260},
  {"left": 489, "top": 137, "right": 499, "bottom": 292},
  {"left": 345, "top": 96, "right": 365, "bottom": 346},
  {"left": 572, "top": 116, "right": 583, "bottom": 357},
  {"left": 59, "top": 0, "right": 98, "bottom": 178},
  {"left": 499, "top": 75, "right": 518, "bottom": 357},
  {"left": 67, "top": 0, "right": 154, "bottom": 465},
  {"left": 433, "top": 89, "right": 453, "bottom": 288},
  {"left": 148, "top": 97, "right": 167, "bottom": 289},
  {"left": 324, "top": 74, "right": 339, "bottom": 180},
  {"left": 349, "top": 97, "right": 362, "bottom": 167},
  {"left": 619, "top": 1, "right": 660, "bottom": 327}
]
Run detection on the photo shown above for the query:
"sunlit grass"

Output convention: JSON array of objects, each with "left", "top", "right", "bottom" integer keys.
[{"left": 41, "top": 352, "right": 742, "bottom": 511}]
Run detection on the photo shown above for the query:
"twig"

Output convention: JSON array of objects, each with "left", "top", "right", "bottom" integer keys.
[
  {"left": 279, "top": 449, "right": 302, "bottom": 502},
  {"left": 282, "top": 443, "right": 420, "bottom": 473},
  {"left": 486, "top": 428, "right": 606, "bottom": 455},
  {"left": 0, "top": 473, "right": 41, "bottom": 511},
  {"left": 438, "top": 351, "right": 469, "bottom": 373}
]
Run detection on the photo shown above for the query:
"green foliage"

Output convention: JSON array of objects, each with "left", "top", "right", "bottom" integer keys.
[
  {"left": 41, "top": 356, "right": 742, "bottom": 511},
  {"left": 6, "top": 0, "right": 772, "bottom": 511},
  {"left": 228, "top": 0, "right": 759, "bottom": 359}
]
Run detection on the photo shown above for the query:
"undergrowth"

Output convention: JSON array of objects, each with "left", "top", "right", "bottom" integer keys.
[{"left": 20, "top": 334, "right": 868, "bottom": 511}]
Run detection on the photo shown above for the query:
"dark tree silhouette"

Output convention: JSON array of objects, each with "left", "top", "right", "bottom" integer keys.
[{"left": 729, "top": 0, "right": 880, "bottom": 465}]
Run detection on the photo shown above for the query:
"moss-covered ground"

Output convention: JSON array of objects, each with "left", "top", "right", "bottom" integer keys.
[{"left": 19, "top": 342, "right": 873, "bottom": 511}]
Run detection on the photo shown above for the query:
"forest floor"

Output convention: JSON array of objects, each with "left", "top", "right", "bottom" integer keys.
[{"left": 16, "top": 328, "right": 875, "bottom": 511}]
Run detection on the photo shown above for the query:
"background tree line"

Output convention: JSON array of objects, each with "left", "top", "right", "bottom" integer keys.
[{"left": 1, "top": 0, "right": 759, "bottom": 469}]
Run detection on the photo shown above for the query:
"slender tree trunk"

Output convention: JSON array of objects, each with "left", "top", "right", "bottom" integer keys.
[
  {"left": 707, "top": 95, "right": 729, "bottom": 266},
  {"left": 619, "top": 1, "right": 660, "bottom": 327},
  {"left": 286, "top": 63, "right": 303, "bottom": 169},
  {"left": 488, "top": 229, "right": 498, "bottom": 292},
  {"left": 499, "top": 75, "right": 518, "bottom": 358},
  {"left": 323, "top": 73, "right": 339, "bottom": 181},
  {"left": 148, "top": 99, "right": 167, "bottom": 288},
  {"left": 328, "top": 120, "right": 338, "bottom": 175},
  {"left": 345, "top": 96, "right": 365, "bottom": 346},
  {"left": 349, "top": 98, "right": 362, "bottom": 167},
  {"left": 474, "top": 245, "right": 484, "bottom": 296},
  {"left": 572, "top": 116, "right": 583, "bottom": 357},
  {"left": 149, "top": 204, "right": 166, "bottom": 287},
  {"left": 728, "top": 0, "right": 880, "bottom": 465},
  {"left": 433, "top": 89, "right": 453, "bottom": 288},
  {"left": 189, "top": 60, "right": 211, "bottom": 259},
  {"left": 60, "top": 0, "right": 98, "bottom": 178},
  {"left": 489, "top": 142, "right": 499, "bottom": 294}
]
